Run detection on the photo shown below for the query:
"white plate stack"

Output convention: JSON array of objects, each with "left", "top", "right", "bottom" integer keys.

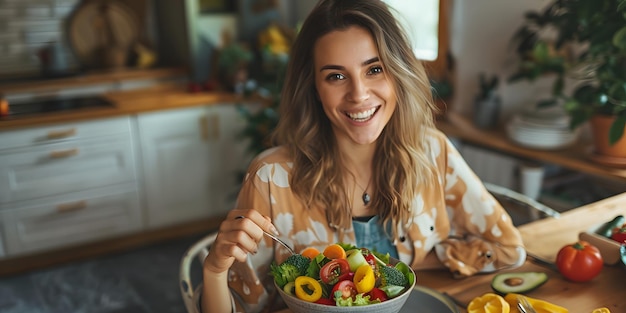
[{"left": 506, "top": 109, "right": 580, "bottom": 150}]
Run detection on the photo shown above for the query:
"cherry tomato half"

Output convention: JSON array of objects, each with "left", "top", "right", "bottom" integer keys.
[
  {"left": 331, "top": 279, "right": 358, "bottom": 300},
  {"left": 367, "top": 287, "right": 388, "bottom": 302},
  {"left": 320, "top": 258, "right": 351, "bottom": 285},
  {"left": 314, "top": 297, "right": 335, "bottom": 305}
]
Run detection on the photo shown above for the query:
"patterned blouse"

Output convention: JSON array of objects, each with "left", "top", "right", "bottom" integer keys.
[{"left": 224, "top": 128, "right": 525, "bottom": 312}]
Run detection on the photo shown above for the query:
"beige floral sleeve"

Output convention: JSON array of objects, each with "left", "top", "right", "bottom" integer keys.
[{"left": 432, "top": 132, "right": 526, "bottom": 277}]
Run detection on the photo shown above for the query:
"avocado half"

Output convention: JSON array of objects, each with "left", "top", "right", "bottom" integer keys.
[{"left": 491, "top": 272, "right": 548, "bottom": 295}]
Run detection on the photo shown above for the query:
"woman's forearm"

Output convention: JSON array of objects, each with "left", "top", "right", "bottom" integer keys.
[{"left": 201, "top": 269, "right": 232, "bottom": 313}]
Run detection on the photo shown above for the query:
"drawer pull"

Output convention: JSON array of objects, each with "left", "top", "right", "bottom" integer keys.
[
  {"left": 199, "top": 114, "right": 219, "bottom": 141},
  {"left": 56, "top": 200, "right": 87, "bottom": 213},
  {"left": 199, "top": 115, "right": 209, "bottom": 141},
  {"left": 49, "top": 148, "right": 79, "bottom": 159},
  {"left": 47, "top": 128, "right": 76, "bottom": 140}
]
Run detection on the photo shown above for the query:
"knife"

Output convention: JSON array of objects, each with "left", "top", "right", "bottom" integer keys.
[{"left": 526, "top": 252, "right": 558, "bottom": 272}]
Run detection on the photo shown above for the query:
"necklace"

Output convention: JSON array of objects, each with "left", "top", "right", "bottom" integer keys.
[{"left": 355, "top": 178, "right": 373, "bottom": 206}]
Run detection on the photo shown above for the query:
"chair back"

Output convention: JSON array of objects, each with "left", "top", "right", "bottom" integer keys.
[
  {"left": 485, "top": 182, "right": 560, "bottom": 226},
  {"left": 180, "top": 232, "right": 218, "bottom": 313}
]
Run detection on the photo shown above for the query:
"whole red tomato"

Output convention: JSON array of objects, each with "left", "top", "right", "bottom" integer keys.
[{"left": 556, "top": 241, "right": 603, "bottom": 282}]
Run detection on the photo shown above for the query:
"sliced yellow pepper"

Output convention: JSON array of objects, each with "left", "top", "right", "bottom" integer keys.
[
  {"left": 294, "top": 276, "right": 323, "bottom": 302},
  {"left": 467, "top": 293, "right": 510, "bottom": 313},
  {"left": 353, "top": 264, "right": 375, "bottom": 294},
  {"left": 504, "top": 293, "right": 569, "bottom": 313}
]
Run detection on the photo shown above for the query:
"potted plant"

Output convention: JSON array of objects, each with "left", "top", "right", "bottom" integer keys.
[
  {"left": 473, "top": 73, "right": 501, "bottom": 129},
  {"left": 509, "top": 0, "right": 626, "bottom": 157}
]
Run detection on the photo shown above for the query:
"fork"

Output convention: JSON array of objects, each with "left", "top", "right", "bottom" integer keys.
[
  {"left": 517, "top": 295, "right": 538, "bottom": 313},
  {"left": 262, "top": 229, "right": 296, "bottom": 255},
  {"left": 235, "top": 215, "right": 296, "bottom": 255}
]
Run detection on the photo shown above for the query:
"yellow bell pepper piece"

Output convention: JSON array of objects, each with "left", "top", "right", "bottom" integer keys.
[
  {"left": 294, "top": 276, "right": 323, "bottom": 303},
  {"left": 353, "top": 264, "right": 375, "bottom": 294},
  {"left": 504, "top": 293, "right": 568, "bottom": 313},
  {"left": 591, "top": 308, "right": 610, "bottom": 313},
  {"left": 467, "top": 293, "right": 510, "bottom": 313}
]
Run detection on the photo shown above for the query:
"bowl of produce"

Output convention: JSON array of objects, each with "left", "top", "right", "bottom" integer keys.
[
  {"left": 271, "top": 243, "right": 416, "bottom": 313},
  {"left": 579, "top": 214, "right": 625, "bottom": 265}
]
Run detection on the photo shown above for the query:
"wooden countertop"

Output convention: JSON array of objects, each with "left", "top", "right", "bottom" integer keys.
[
  {"left": 437, "top": 111, "right": 626, "bottom": 183},
  {"left": 277, "top": 192, "right": 626, "bottom": 312},
  {"left": 0, "top": 67, "right": 187, "bottom": 94},
  {"left": 0, "top": 83, "right": 244, "bottom": 131}
]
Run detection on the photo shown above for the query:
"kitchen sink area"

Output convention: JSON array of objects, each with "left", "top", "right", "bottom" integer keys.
[{"left": 3, "top": 95, "right": 115, "bottom": 118}]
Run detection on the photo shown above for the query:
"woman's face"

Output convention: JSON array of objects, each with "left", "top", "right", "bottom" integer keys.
[{"left": 314, "top": 26, "right": 397, "bottom": 147}]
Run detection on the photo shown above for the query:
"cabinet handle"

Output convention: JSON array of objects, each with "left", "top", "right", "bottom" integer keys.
[
  {"left": 49, "top": 148, "right": 79, "bottom": 159},
  {"left": 56, "top": 200, "right": 87, "bottom": 213},
  {"left": 47, "top": 128, "right": 76, "bottom": 140},
  {"left": 199, "top": 115, "right": 209, "bottom": 141},
  {"left": 199, "top": 114, "right": 219, "bottom": 141}
]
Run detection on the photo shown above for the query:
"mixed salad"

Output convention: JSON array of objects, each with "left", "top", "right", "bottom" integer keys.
[{"left": 270, "top": 243, "right": 415, "bottom": 306}]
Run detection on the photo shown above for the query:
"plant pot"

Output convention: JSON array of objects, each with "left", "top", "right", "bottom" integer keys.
[
  {"left": 590, "top": 115, "right": 626, "bottom": 158},
  {"left": 473, "top": 94, "right": 500, "bottom": 129}
]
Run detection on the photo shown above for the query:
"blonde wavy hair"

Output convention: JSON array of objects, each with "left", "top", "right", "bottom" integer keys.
[{"left": 270, "top": 0, "right": 439, "bottom": 240}]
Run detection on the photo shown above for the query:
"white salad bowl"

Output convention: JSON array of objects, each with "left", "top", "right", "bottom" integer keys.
[{"left": 275, "top": 258, "right": 416, "bottom": 313}]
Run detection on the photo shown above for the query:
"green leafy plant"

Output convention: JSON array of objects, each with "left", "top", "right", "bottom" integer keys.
[
  {"left": 477, "top": 73, "right": 499, "bottom": 101},
  {"left": 509, "top": 0, "right": 626, "bottom": 144}
]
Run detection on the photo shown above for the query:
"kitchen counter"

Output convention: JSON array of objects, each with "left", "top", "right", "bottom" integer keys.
[{"left": 0, "top": 83, "right": 242, "bottom": 131}]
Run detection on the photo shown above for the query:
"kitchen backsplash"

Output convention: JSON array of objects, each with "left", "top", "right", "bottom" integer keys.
[{"left": 0, "top": 0, "right": 80, "bottom": 77}]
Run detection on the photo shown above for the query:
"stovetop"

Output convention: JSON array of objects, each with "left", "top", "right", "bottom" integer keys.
[{"left": 3, "top": 96, "right": 115, "bottom": 117}]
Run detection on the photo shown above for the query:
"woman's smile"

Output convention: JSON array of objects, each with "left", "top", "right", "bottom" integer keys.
[{"left": 344, "top": 105, "right": 380, "bottom": 122}]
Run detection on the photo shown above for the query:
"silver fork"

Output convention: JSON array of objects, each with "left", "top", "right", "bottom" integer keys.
[
  {"left": 517, "top": 295, "right": 537, "bottom": 313},
  {"left": 262, "top": 230, "right": 296, "bottom": 255},
  {"left": 235, "top": 216, "right": 296, "bottom": 255}
]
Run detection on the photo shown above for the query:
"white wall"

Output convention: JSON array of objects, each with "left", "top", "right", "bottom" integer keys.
[{"left": 449, "top": 0, "right": 553, "bottom": 121}]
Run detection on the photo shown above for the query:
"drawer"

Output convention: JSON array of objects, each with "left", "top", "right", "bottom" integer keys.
[
  {"left": 1, "top": 187, "right": 142, "bottom": 256},
  {"left": 0, "top": 134, "right": 137, "bottom": 204},
  {"left": 0, "top": 116, "right": 132, "bottom": 150}
]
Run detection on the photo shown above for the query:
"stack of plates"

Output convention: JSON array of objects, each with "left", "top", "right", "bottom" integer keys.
[{"left": 506, "top": 109, "right": 580, "bottom": 150}]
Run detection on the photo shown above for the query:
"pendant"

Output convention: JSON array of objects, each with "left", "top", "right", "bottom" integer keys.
[{"left": 362, "top": 192, "right": 371, "bottom": 205}]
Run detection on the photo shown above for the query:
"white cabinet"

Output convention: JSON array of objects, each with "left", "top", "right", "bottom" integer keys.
[
  {"left": 0, "top": 103, "right": 254, "bottom": 257},
  {"left": 0, "top": 117, "right": 142, "bottom": 257},
  {"left": 136, "top": 104, "right": 252, "bottom": 228}
]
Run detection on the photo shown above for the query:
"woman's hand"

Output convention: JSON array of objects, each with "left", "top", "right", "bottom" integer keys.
[{"left": 203, "top": 209, "right": 279, "bottom": 274}]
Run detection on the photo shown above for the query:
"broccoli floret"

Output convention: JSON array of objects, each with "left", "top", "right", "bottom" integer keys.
[
  {"left": 379, "top": 265, "right": 408, "bottom": 287},
  {"left": 270, "top": 254, "right": 311, "bottom": 288},
  {"left": 282, "top": 254, "right": 311, "bottom": 274}
]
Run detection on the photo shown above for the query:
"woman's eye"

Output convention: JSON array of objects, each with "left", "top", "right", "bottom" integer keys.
[
  {"left": 368, "top": 66, "right": 383, "bottom": 75},
  {"left": 326, "top": 73, "right": 345, "bottom": 81}
]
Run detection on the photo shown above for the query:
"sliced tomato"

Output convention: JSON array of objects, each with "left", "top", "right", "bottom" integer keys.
[
  {"left": 331, "top": 279, "right": 358, "bottom": 300},
  {"left": 367, "top": 287, "right": 388, "bottom": 302},
  {"left": 314, "top": 297, "right": 335, "bottom": 305},
  {"left": 320, "top": 258, "right": 351, "bottom": 285}
]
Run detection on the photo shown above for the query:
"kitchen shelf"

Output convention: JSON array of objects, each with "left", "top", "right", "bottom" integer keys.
[{"left": 436, "top": 112, "right": 626, "bottom": 183}]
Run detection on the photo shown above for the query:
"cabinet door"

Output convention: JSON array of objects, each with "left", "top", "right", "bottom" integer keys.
[
  {"left": 208, "top": 104, "right": 254, "bottom": 215},
  {"left": 136, "top": 107, "right": 216, "bottom": 228}
]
